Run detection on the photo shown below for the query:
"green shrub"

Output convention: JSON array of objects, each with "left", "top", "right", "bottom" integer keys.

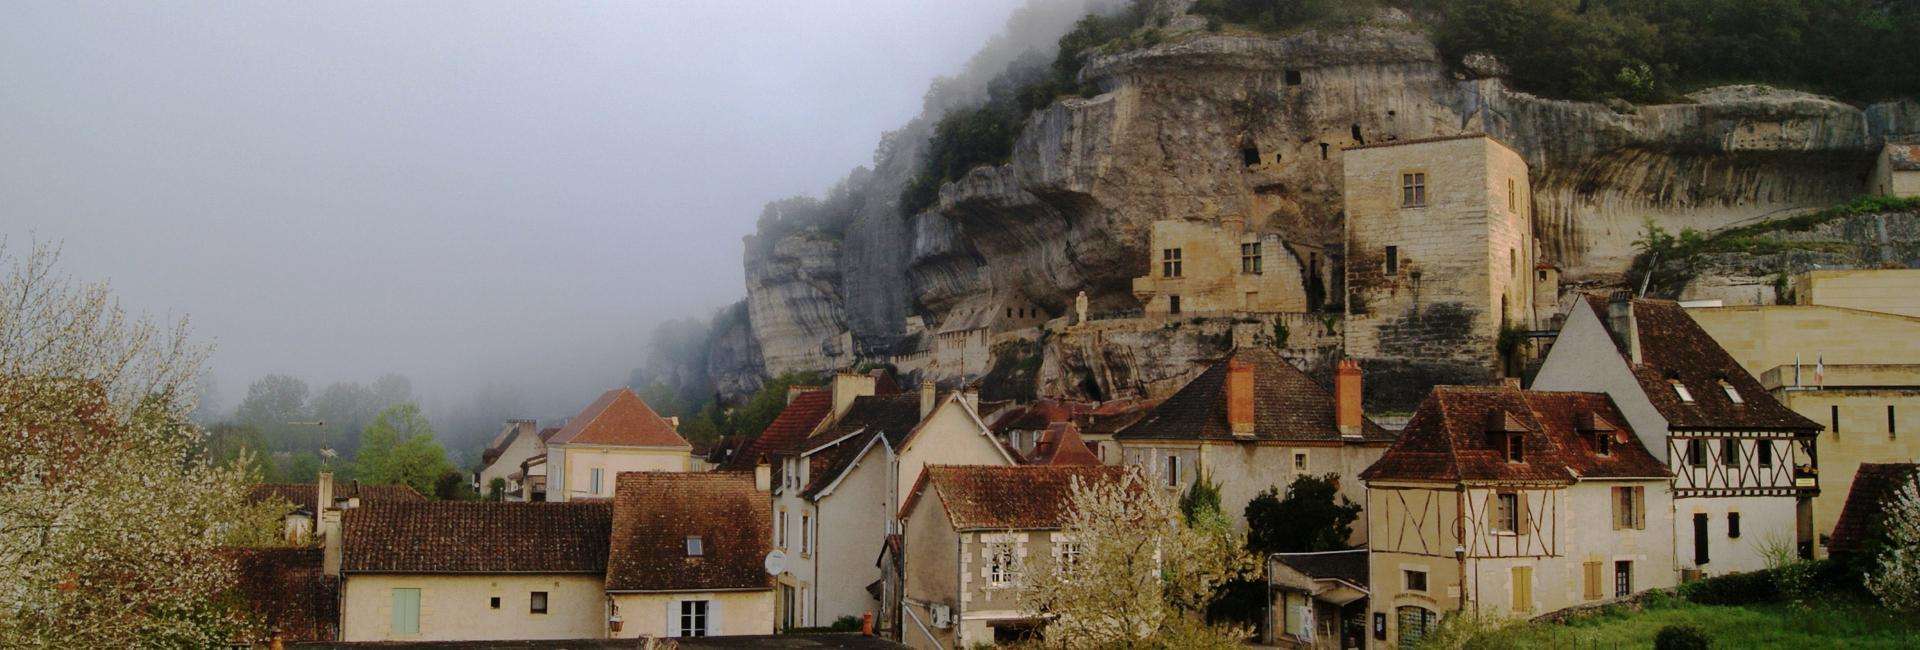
[
  {"left": 1679, "top": 570, "right": 1779, "bottom": 606},
  {"left": 1654, "top": 623, "right": 1711, "bottom": 650}
]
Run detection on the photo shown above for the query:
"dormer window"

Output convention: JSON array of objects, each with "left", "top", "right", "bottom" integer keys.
[
  {"left": 1486, "top": 410, "right": 1526, "bottom": 463},
  {"left": 1575, "top": 411, "right": 1616, "bottom": 456},
  {"left": 1670, "top": 380, "right": 1695, "bottom": 403},
  {"left": 686, "top": 536, "right": 704, "bottom": 557},
  {"left": 1590, "top": 433, "right": 1613, "bottom": 456},
  {"left": 1719, "top": 380, "right": 1743, "bottom": 404},
  {"left": 1505, "top": 433, "right": 1524, "bottom": 463}
]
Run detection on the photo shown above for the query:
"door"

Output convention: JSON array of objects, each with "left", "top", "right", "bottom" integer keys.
[
  {"left": 779, "top": 585, "right": 795, "bottom": 631},
  {"left": 1693, "top": 513, "right": 1710, "bottom": 565},
  {"left": 1396, "top": 606, "right": 1436, "bottom": 649},
  {"left": 1615, "top": 560, "right": 1633, "bottom": 598}
]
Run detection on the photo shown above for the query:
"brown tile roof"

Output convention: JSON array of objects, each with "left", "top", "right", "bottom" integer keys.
[
  {"left": 482, "top": 420, "right": 538, "bottom": 466},
  {"left": 1024, "top": 422, "right": 1103, "bottom": 466},
  {"left": 1117, "top": 348, "right": 1393, "bottom": 443},
  {"left": 248, "top": 481, "right": 426, "bottom": 514},
  {"left": 223, "top": 547, "right": 338, "bottom": 643},
  {"left": 1361, "top": 385, "right": 1669, "bottom": 484},
  {"left": 606, "top": 472, "right": 772, "bottom": 592},
  {"left": 902, "top": 465, "right": 1131, "bottom": 530},
  {"left": 723, "top": 389, "right": 833, "bottom": 471},
  {"left": 537, "top": 425, "right": 563, "bottom": 442},
  {"left": 342, "top": 501, "right": 611, "bottom": 573},
  {"left": 1272, "top": 549, "right": 1369, "bottom": 588},
  {"left": 1586, "top": 297, "right": 1821, "bottom": 432},
  {"left": 1828, "top": 462, "right": 1920, "bottom": 555},
  {"left": 546, "top": 387, "right": 691, "bottom": 448},
  {"left": 797, "top": 394, "right": 925, "bottom": 499}
]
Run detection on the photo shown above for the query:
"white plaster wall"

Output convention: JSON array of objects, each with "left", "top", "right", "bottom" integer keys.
[
  {"left": 1675, "top": 494, "right": 1798, "bottom": 575},
  {"left": 894, "top": 399, "right": 1012, "bottom": 508},
  {"left": 609, "top": 591, "right": 774, "bottom": 638},
  {"left": 1552, "top": 480, "right": 1677, "bottom": 608},
  {"left": 479, "top": 430, "right": 544, "bottom": 494},
  {"left": 551, "top": 445, "right": 690, "bottom": 501},
  {"left": 339, "top": 574, "right": 604, "bottom": 642},
  {"left": 1533, "top": 300, "right": 1673, "bottom": 461},
  {"left": 810, "top": 442, "right": 890, "bottom": 626}
]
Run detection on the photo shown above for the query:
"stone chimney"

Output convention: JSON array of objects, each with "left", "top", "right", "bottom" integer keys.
[
  {"left": 316, "top": 470, "right": 334, "bottom": 511},
  {"left": 1227, "top": 357, "right": 1255, "bottom": 437},
  {"left": 920, "top": 380, "right": 938, "bottom": 419},
  {"left": 320, "top": 507, "right": 343, "bottom": 577},
  {"left": 830, "top": 370, "right": 877, "bottom": 419},
  {"left": 1336, "top": 359, "right": 1363, "bottom": 438},
  {"left": 1606, "top": 290, "right": 1639, "bottom": 364},
  {"left": 754, "top": 462, "right": 771, "bottom": 492}
]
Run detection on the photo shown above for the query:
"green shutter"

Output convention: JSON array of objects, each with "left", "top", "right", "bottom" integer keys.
[{"left": 392, "top": 588, "right": 421, "bottom": 635}]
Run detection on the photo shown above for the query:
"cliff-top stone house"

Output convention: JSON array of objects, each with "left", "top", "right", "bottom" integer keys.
[{"left": 1131, "top": 216, "right": 1314, "bottom": 316}]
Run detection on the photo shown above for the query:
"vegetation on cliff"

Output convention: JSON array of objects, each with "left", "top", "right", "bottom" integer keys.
[{"left": 1629, "top": 195, "right": 1920, "bottom": 296}]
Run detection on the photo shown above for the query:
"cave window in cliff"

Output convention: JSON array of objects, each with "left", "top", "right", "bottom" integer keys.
[
  {"left": 1319, "top": 143, "right": 1329, "bottom": 160},
  {"left": 1285, "top": 69, "right": 1302, "bottom": 85},
  {"left": 1351, "top": 125, "right": 1364, "bottom": 145},
  {"left": 1242, "top": 144, "right": 1261, "bottom": 167},
  {"left": 1241, "top": 242, "right": 1263, "bottom": 275}
]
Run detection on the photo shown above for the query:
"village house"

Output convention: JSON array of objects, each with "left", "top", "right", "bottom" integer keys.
[
  {"left": 606, "top": 471, "right": 774, "bottom": 639},
  {"left": 989, "top": 397, "right": 1157, "bottom": 464},
  {"left": 225, "top": 547, "right": 340, "bottom": 645},
  {"left": 1115, "top": 348, "right": 1394, "bottom": 538},
  {"left": 896, "top": 464, "right": 1130, "bottom": 649},
  {"left": 1343, "top": 134, "right": 1539, "bottom": 383},
  {"left": 930, "top": 294, "right": 1049, "bottom": 378},
  {"left": 1870, "top": 142, "right": 1920, "bottom": 198},
  {"left": 1360, "top": 386, "right": 1674, "bottom": 649},
  {"left": 770, "top": 377, "right": 1014, "bottom": 630},
  {"left": 333, "top": 501, "right": 614, "bottom": 642},
  {"left": 248, "top": 471, "right": 424, "bottom": 544},
  {"left": 1131, "top": 217, "right": 1312, "bottom": 316},
  {"left": 516, "top": 425, "right": 562, "bottom": 501},
  {"left": 1533, "top": 295, "right": 1822, "bottom": 573},
  {"left": 545, "top": 387, "right": 693, "bottom": 501},
  {"left": 721, "top": 387, "right": 833, "bottom": 472},
  {"left": 476, "top": 419, "right": 541, "bottom": 500},
  {"left": 1265, "top": 549, "right": 1369, "bottom": 649}
]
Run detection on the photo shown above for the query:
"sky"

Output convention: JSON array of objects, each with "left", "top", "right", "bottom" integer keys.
[{"left": 0, "top": 1, "right": 1032, "bottom": 421}]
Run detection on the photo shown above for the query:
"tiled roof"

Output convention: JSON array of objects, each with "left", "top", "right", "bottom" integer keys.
[
  {"left": 1828, "top": 463, "right": 1920, "bottom": 555},
  {"left": 247, "top": 481, "right": 425, "bottom": 514},
  {"left": 223, "top": 547, "right": 338, "bottom": 643},
  {"left": 342, "top": 501, "right": 611, "bottom": 573},
  {"left": 537, "top": 426, "right": 563, "bottom": 442},
  {"left": 1361, "top": 385, "right": 1669, "bottom": 484},
  {"left": 1272, "top": 549, "right": 1369, "bottom": 589},
  {"left": 797, "top": 394, "right": 925, "bottom": 498},
  {"left": 1888, "top": 143, "right": 1920, "bottom": 172},
  {"left": 606, "top": 472, "right": 772, "bottom": 593},
  {"left": 903, "top": 465, "right": 1130, "bottom": 530},
  {"left": 546, "top": 387, "right": 692, "bottom": 448},
  {"left": 1117, "top": 348, "right": 1393, "bottom": 443},
  {"left": 1586, "top": 297, "right": 1820, "bottom": 432},
  {"left": 1024, "top": 422, "right": 1103, "bottom": 466},
  {"left": 722, "top": 389, "right": 832, "bottom": 471},
  {"left": 481, "top": 421, "right": 537, "bottom": 466}
]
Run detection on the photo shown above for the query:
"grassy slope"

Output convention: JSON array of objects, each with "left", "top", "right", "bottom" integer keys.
[{"left": 1465, "top": 596, "right": 1920, "bottom": 649}]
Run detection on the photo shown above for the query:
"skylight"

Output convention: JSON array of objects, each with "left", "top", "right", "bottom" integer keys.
[
  {"left": 1670, "top": 380, "right": 1694, "bottom": 403},
  {"left": 1719, "top": 380, "right": 1743, "bottom": 404},
  {"left": 686, "top": 536, "right": 704, "bottom": 557}
]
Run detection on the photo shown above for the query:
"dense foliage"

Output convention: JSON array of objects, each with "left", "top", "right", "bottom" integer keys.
[
  {"left": 1865, "top": 474, "right": 1920, "bottom": 613},
  {"left": 1245, "top": 473, "right": 1362, "bottom": 554}
]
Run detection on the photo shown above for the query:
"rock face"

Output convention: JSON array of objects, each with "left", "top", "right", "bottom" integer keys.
[{"left": 725, "top": 6, "right": 1918, "bottom": 402}]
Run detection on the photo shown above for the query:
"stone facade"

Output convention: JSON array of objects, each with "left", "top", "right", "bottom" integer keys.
[
  {"left": 1131, "top": 218, "right": 1313, "bottom": 316},
  {"left": 1791, "top": 268, "right": 1920, "bottom": 318},
  {"left": 1871, "top": 143, "right": 1920, "bottom": 198},
  {"left": 1344, "top": 134, "right": 1537, "bottom": 388}
]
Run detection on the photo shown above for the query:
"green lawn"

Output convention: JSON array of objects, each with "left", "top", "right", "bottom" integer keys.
[{"left": 1449, "top": 593, "right": 1920, "bottom": 649}]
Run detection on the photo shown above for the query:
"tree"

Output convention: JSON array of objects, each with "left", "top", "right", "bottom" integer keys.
[
  {"left": 0, "top": 243, "right": 282, "bottom": 645},
  {"left": 1016, "top": 469, "right": 1255, "bottom": 648},
  {"left": 309, "top": 380, "right": 379, "bottom": 456},
  {"left": 432, "top": 470, "right": 477, "bottom": 501},
  {"left": 486, "top": 477, "right": 508, "bottom": 502},
  {"left": 1246, "top": 473, "right": 1362, "bottom": 555},
  {"left": 234, "top": 374, "right": 310, "bottom": 451},
  {"left": 354, "top": 402, "right": 456, "bottom": 497},
  {"left": 1867, "top": 474, "right": 1920, "bottom": 613},
  {"left": 203, "top": 422, "right": 273, "bottom": 480}
]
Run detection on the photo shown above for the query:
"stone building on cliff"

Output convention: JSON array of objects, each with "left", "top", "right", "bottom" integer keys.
[{"left": 1131, "top": 217, "right": 1313, "bottom": 316}]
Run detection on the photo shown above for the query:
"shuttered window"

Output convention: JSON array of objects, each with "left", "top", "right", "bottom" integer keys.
[
  {"left": 1583, "top": 561, "right": 1603, "bottom": 600},
  {"left": 1512, "top": 566, "right": 1533, "bottom": 613},
  {"left": 1613, "top": 486, "right": 1646, "bottom": 530},
  {"left": 392, "top": 588, "right": 421, "bottom": 636}
]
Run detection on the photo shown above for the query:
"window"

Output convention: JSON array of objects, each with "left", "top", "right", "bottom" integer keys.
[
  {"left": 1757, "top": 440, "right": 1773, "bottom": 468},
  {"left": 801, "top": 513, "right": 811, "bottom": 556},
  {"left": 777, "top": 509, "right": 788, "bottom": 548},
  {"left": 1400, "top": 172, "right": 1427, "bottom": 207},
  {"left": 1294, "top": 453, "right": 1307, "bottom": 470},
  {"left": 1671, "top": 380, "right": 1695, "bottom": 403},
  {"left": 686, "top": 535, "right": 704, "bottom": 557},
  {"left": 1319, "top": 142, "right": 1329, "bottom": 160},
  {"left": 1583, "top": 561, "right": 1603, "bottom": 600},
  {"left": 1832, "top": 405, "right": 1840, "bottom": 436},
  {"left": 1693, "top": 513, "right": 1710, "bottom": 565},
  {"left": 1613, "top": 486, "right": 1645, "bottom": 530},
  {"left": 1503, "top": 432, "right": 1524, "bottom": 463},
  {"left": 1615, "top": 561, "right": 1634, "bottom": 598},
  {"left": 1242, "top": 145, "right": 1261, "bottom": 166},
  {"left": 1351, "top": 124, "right": 1364, "bottom": 143},
  {"left": 1166, "top": 455, "right": 1181, "bottom": 487},
  {"left": 1284, "top": 69, "right": 1303, "bottom": 85},
  {"left": 989, "top": 544, "right": 1018, "bottom": 586},
  {"left": 1891, "top": 405, "right": 1899, "bottom": 438},
  {"left": 1511, "top": 566, "right": 1533, "bottom": 613},
  {"left": 1060, "top": 542, "right": 1082, "bottom": 575},
  {"left": 530, "top": 591, "right": 548, "bottom": 614},
  {"left": 1590, "top": 432, "right": 1614, "bottom": 456},
  {"left": 1168, "top": 295, "right": 1182, "bottom": 315},
  {"left": 1721, "top": 439, "right": 1742, "bottom": 468},
  {"left": 1161, "top": 248, "right": 1183, "bottom": 278},
  {"left": 590, "top": 468, "right": 603, "bottom": 495},
  {"left": 1508, "top": 178, "right": 1517, "bottom": 211},
  {"left": 678, "top": 600, "right": 709, "bottom": 637},
  {"left": 1494, "top": 491, "right": 1521, "bottom": 533},
  {"left": 391, "top": 588, "right": 420, "bottom": 635},
  {"left": 1403, "top": 569, "right": 1428, "bottom": 592},
  {"left": 489, "top": 596, "right": 500, "bottom": 609},
  {"left": 1241, "top": 242, "right": 1263, "bottom": 275},
  {"left": 1686, "top": 439, "right": 1708, "bottom": 468},
  {"left": 1720, "top": 380, "right": 1743, "bottom": 404},
  {"left": 1728, "top": 512, "right": 1741, "bottom": 539},
  {"left": 1385, "top": 246, "right": 1399, "bottom": 275}
]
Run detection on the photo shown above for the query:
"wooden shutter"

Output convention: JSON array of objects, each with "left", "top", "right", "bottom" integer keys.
[
  {"left": 391, "top": 588, "right": 421, "bottom": 636},
  {"left": 1583, "top": 561, "right": 1603, "bottom": 599},
  {"left": 1517, "top": 491, "right": 1532, "bottom": 536},
  {"left": 1632, "top": 487, "right": 1647, "bottom": 530},
  {"left": 1611, "top": 487, "right": 1625, "bottom": 530},
  {"left": 1513, "top": 566, "right": 1533, "bottom": 612}
]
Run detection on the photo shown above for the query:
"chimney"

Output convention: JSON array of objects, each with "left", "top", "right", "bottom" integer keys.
[
  {"left": 1336, "top": 359, "right": 1363, "bottom": 438},
  {"left": 1606, "top": 291, "right": 1640, "bottom": 364},
  {"left": 920, "top": 380, "right": 938, "bottom": 419},
  {"left": 754, "top": 462, "right": 771, "bottom": 492},
  {"left": 786, "top": 385, "right": 811, "bottom": 405},
  {"left": 1227, "top": 357, "right": 1255, "bottom": 437},
  {"left": 961, "top": 386, "right": 980, "bottom": 413},
  {"left": 319, "top": 508, "right": 343, "bottom": 577},
  {"left": 831, "top": 370, "right": 877, "bottom": 419},
  {"left": 316, "top": 471, "right": 334, "bottom": 511}
]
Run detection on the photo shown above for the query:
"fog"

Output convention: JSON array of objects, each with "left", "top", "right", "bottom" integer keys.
[{"left": 0, "top": 1, "right": 1079, "bottom": 445}]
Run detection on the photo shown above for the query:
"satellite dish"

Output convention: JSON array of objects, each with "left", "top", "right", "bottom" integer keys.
[{"left": 764, "top": 549, "right": 788, "bottom": 576}]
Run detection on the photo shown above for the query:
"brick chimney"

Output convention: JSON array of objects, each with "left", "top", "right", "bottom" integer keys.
[
  {"left": 1227, "top": 357, "right": 1255, "bottom": 437},
  {"left": 1336, "top": 359, "right": 1363, "bottom": 438},
  {"left": 920, "top": 380, "right": 938, "bottom": 419}
]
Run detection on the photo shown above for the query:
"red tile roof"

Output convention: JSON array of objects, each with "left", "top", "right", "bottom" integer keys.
[
  {"left": 342, "top": 501, "right": 611, "bottom": 573},
  {"left": 248, "top": 481, "right": 425, "bottom": 514},
  {"left": 1828, "top": 463, "right": 1920, "bottom": 556},
  {"left": 546, "top": 387, "right": 692, "bottom": 448},
  {"left": 1024, "top": 422, "right": 1103, "bottom": 466},
  {"left": 1361, "top": 385, "right": 1669, "bottom": 484},
  {"left": 223, "top": 547, "right": 338, "bottom": 643},
  {"left": 1117, "top": 348, "right": 1393, "bottom": 443},
  {"left": 723, "top": 389, "right": 832, "bottom": 471},
  {"left": 1585, "top": 296, "right": 1820, "bottom": 432},
  {"left": 902, "top": 465, "right": 1131, "bottom": 530},
  {"left": 797, "top": 394, "right": 925, "bottom": 499},
  {"left": 605, "top": 472, "right": 772, "bottom": 593}
]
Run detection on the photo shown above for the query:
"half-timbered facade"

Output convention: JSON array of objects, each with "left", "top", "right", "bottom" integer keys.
[
  {"left": 1534, "top": 295, "right": 1822, "bottom": 574},
  {"left": 1360, "top": 386, "right": 1672, "bottom": 649}
]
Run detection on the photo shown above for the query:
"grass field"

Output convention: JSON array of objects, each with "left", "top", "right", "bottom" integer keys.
[{"left": 1432, "top": 591, "right": 1920, "bottom": 649}]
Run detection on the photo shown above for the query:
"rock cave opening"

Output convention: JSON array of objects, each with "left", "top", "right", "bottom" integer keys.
[{"left": 1284, "top": 69, "right": 1302, "bottom": 85}]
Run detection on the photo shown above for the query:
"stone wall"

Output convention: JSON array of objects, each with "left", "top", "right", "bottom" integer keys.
[{"left": 1131, "top": 218, "right": 1309, "bottom": 315}]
